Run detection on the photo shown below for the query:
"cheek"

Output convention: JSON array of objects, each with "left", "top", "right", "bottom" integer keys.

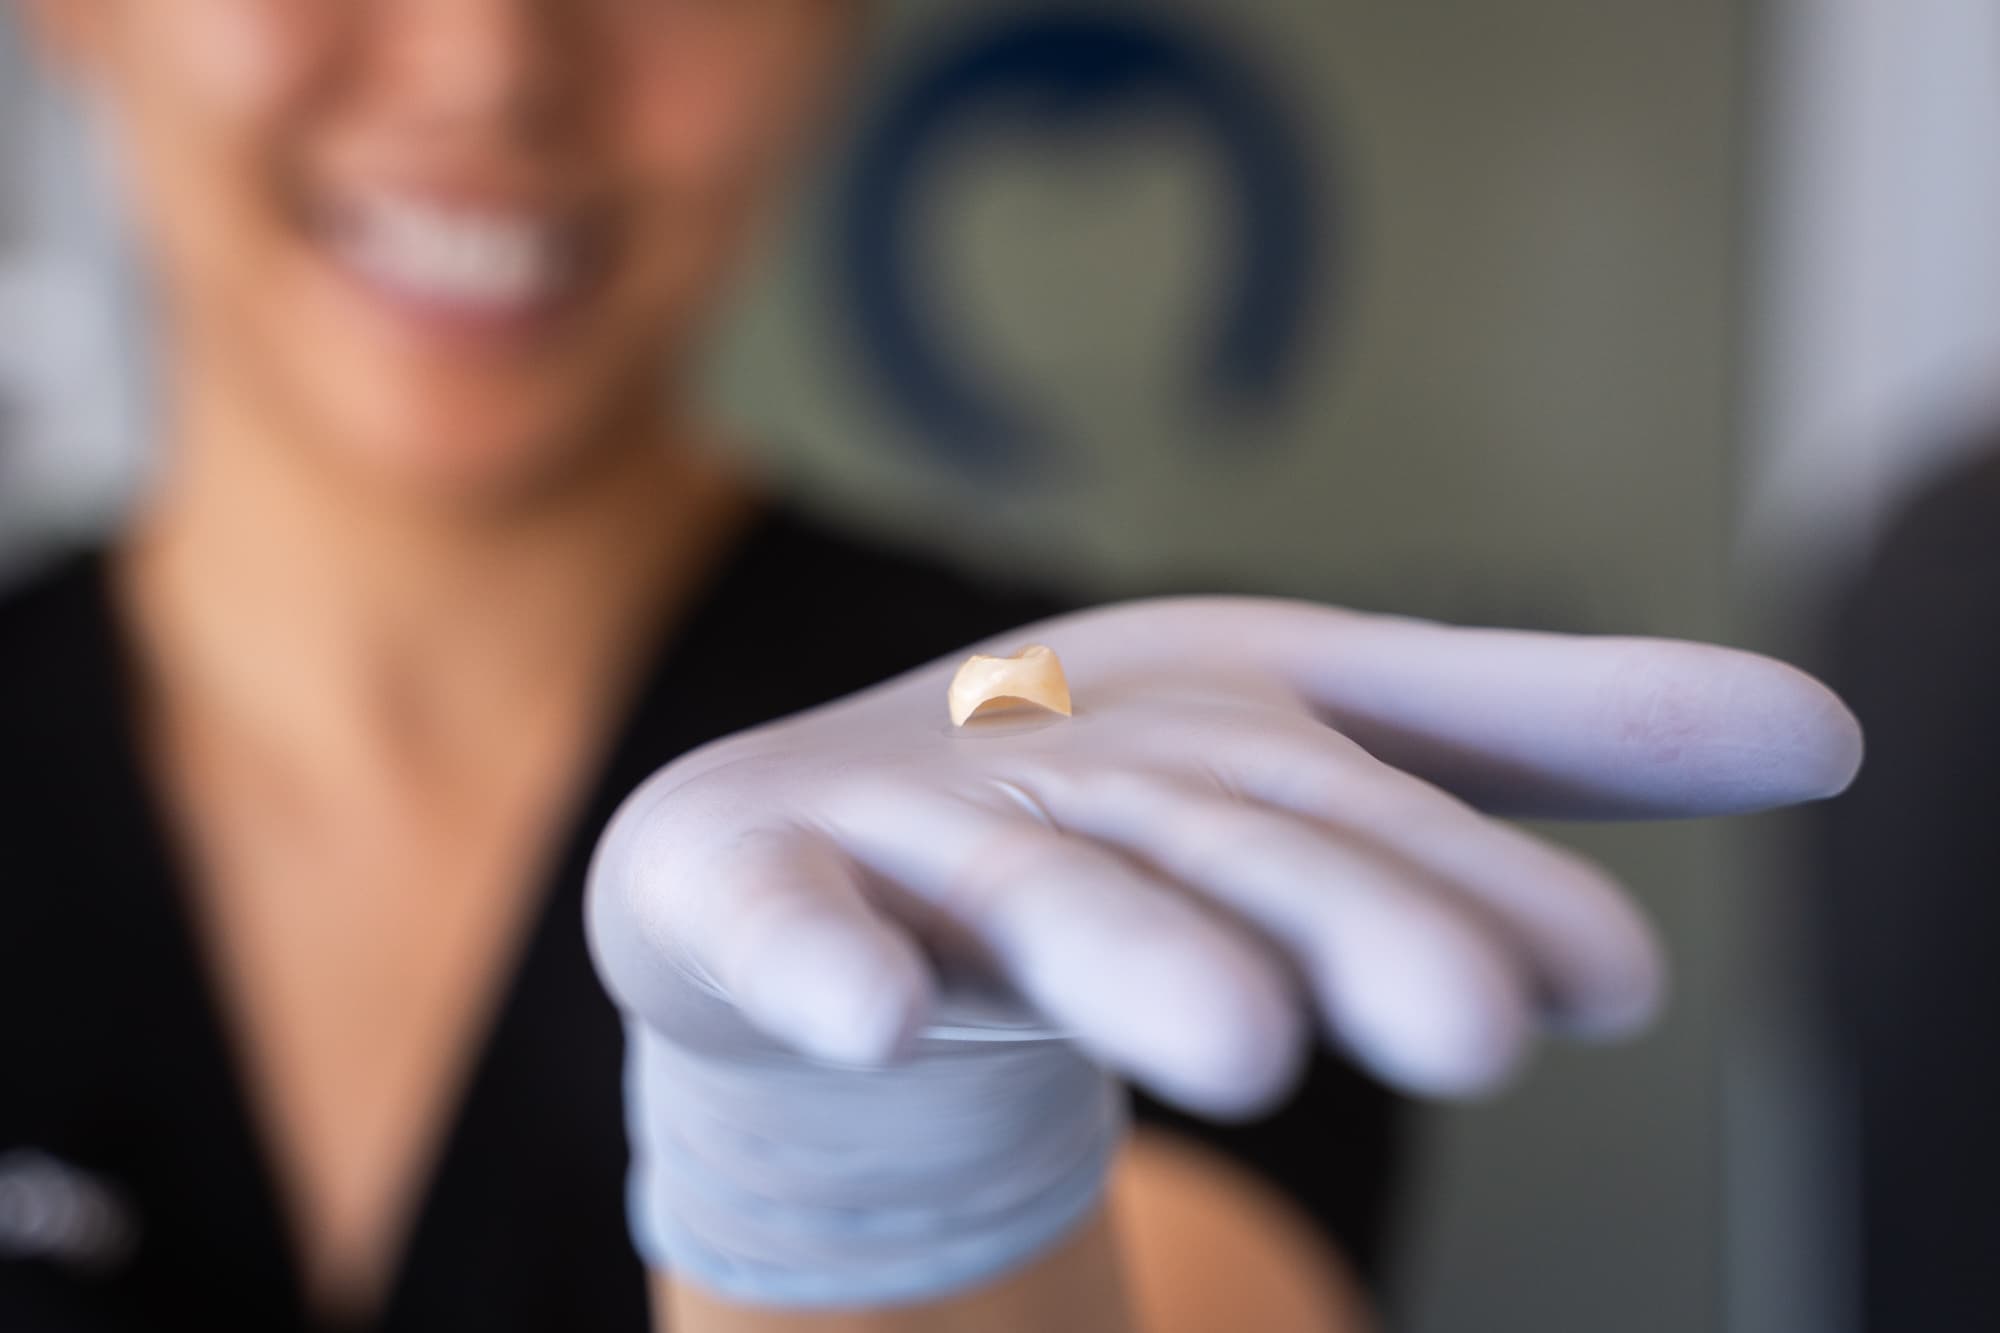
[
  {"left": 97, "top": 2, "right": 329, "bottom": 279},
  {"left": 617, "top": 42, "right": 807, "bottom": 218},
  {"left": 108, "top": 0, "right": 331, "bottom": 123},
  {"left": 603, "top": 47, "right": 817, "bottom": 349}
]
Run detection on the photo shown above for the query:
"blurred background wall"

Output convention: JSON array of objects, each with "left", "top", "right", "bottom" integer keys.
[
  {"left": 1735, "top": 5, "right": 2000, "bottom": 1333},
  {"left": 6, "top": 3, "right": 1998, "bottom": 1331},
  {"left": 0, "top": 11, "right": 145, "bottom": 573}
]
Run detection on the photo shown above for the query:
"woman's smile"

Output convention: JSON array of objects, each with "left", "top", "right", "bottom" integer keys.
[{"left": 318, "top": 187, "right": 600, "bottom": 342}]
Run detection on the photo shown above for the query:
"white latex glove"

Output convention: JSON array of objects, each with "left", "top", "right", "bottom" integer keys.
[{"left": 587, "top": 598, "right": 1861, "bottom": 1307}]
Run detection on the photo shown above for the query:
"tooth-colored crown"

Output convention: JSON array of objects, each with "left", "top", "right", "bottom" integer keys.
[{"left": 947, "top": 644, "right": 1073, "bottom": 727}]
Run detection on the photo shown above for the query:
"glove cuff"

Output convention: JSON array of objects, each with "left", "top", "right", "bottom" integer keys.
[{"left": 622, "top": 1019, "right": 1127, "bottom": 1309}]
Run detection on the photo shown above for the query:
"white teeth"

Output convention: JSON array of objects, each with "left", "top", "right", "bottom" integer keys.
[{"left": 334, "top": 195, "right": 569, "bottom": 312}]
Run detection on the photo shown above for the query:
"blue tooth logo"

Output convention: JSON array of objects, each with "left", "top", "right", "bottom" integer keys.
[{"left": 839, "top": 9, "right": 1332, "bottom": 476}]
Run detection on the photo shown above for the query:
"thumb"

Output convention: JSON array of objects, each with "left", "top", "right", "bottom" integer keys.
[{"left": 588, "top": 798, "right": 936, "bottom": 1067}]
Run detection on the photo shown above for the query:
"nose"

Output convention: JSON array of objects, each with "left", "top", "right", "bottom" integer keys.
[{"left": 370, "top": 0, "right": 574, "bottom": 148}]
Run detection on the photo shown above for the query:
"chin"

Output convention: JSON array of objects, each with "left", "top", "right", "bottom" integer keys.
[{"left": 319, "top": 392, "right": 599, "bottom": 510}]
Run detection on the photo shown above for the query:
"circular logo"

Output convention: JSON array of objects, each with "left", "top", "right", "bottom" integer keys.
[{"left": 839, "top": 9, "right": 1331, "bottom": 475}]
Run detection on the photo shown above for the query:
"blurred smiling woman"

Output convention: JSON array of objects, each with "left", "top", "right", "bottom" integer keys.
[{"left": 0, "top": 3, "right": 1861, "bottom": 1332}]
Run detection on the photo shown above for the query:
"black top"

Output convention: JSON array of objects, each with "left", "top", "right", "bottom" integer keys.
[
  {"left": 0, "top": 506, "right": 1403, "bottom": 1333},
  {"left": 1818, "top": 446, "right": 2000, "bottom": 1333}
]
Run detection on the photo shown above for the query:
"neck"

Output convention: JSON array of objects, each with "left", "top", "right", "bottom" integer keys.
[{"left": 118, "top": 383, "right": 754, "bottom": 796}]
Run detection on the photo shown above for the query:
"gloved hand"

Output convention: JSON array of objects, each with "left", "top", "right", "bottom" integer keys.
[{"left": 587, "top": 597, "right": 1861, "bottom": 1308}]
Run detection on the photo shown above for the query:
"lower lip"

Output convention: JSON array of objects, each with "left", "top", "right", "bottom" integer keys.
[{"left": 323, "top": 244, "right": 591, "bottom": 350}]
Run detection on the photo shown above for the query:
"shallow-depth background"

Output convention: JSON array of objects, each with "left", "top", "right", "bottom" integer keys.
[{"left": 6, "top": 4, "right": 1997, "bottom": 1330}]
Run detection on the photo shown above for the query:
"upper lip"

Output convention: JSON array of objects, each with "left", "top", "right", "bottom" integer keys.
[{"left": 332, "top": 183, "right": 589, "bottom": 224}]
